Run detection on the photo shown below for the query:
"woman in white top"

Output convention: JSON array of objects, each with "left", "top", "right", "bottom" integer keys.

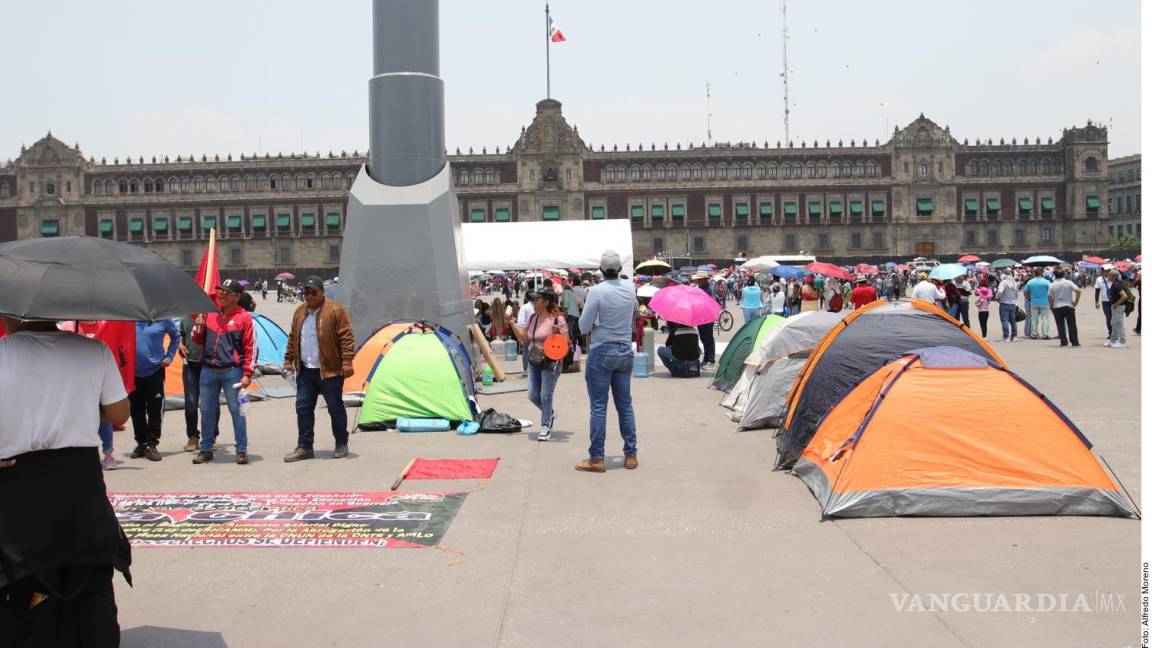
[{"left": 994, "top": 271, "right": 1020, "bottom": 341}]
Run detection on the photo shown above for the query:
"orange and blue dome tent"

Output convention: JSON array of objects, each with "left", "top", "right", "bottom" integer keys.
[
  {"left": 776, "top": 299, "right": 1003, "bottom": 469},
  {"left": 795, "top": 346, "right": 1138, "bottom": 518}
]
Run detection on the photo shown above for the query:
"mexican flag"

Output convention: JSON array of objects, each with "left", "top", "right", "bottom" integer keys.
[{"left": 549, "top": 15, "right": 566, "bottom": 42}]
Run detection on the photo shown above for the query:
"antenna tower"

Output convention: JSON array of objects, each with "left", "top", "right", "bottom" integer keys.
[
  {"left": 706, "top": 75, "right": 713, "bottom": 145},
  {"left": 781, "top": 0, "right": 791, "bottom": 143}
]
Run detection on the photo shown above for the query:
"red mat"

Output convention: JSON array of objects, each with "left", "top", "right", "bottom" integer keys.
[{"left": 406, "top": 457, "right": 500, "bottom": 480}]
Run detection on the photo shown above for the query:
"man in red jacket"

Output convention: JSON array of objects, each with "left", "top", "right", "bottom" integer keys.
[{"left": 191, "top": 279, "right": 256, "bottom": 465}]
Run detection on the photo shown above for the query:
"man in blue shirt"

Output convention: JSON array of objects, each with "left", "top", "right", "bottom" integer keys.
[
  {"left": 1024, "top": 268, "right": 1052, "bottom": 340},
  {"left": 576, "top": 250, "right": 639, "bottom": 472},
  {"left": 130, "top": 319, "right": 180, "bottom": 461}
]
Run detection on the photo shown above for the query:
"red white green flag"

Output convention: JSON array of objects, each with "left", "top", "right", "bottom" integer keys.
[{"left": 548, "top": 15, "right": 566, "bottom": 42}]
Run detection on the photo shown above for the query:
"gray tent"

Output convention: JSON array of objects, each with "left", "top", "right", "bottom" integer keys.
[{"left": 720, "top": 311, "right": 848, "bottom": 430}]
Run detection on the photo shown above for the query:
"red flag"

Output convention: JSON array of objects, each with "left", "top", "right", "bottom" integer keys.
[
  {"left": 58, "top": 321, "right": 137, "bottom": 393},
  {"left": 194, "top": 233, "right": 221, "bottom": 309},
  {"left": 405, "top": 457, "right": 500, "bottom": 480}
]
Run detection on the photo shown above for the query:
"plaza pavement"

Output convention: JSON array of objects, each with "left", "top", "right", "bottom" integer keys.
[{"left": 110, "top": 294, "right": 1141, "bottom": 648}]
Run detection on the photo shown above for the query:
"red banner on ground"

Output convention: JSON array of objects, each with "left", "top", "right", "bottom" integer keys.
[
  {"left": 109, "top": 491, "right": 466, "bottom": 548},
  {"left": 406, "top": 458, "right": 500, "bottom": 480}
]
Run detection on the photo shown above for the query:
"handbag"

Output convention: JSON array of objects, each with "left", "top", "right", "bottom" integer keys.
[
  {"left": 1014, "top": 305, "right": 1026, "bottom": 322},
  {"left": 526, "top": 315, "right": 552, "bottom": 369}
]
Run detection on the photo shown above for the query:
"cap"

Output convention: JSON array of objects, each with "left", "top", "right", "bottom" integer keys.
[
  {"left": 1102, "top": 263, "right": 1114, "bottom": 270},
  {"left": 216, "top": 279, "right": 244, "bottom": 294},
  {"left": 855, "top": 274, "right": 867, "bottom": 283},
  {"left": 302, "top": 275, "right": 324, "bottom": 291},
  {"left": 600, "top": 249, "right": 623, "bottom": 272},
  {"left": 691, "top": 272, "right": 710, "bottom": 280}
]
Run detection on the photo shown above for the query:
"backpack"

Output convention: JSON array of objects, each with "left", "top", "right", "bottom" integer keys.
[{"left": 1122, "top": 284, "right": 1135, "bottom": 316}]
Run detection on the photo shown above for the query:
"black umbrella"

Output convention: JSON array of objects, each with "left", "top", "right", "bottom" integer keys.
[{"left": 0, "top": 237, "right": 217, "bottom": 321}]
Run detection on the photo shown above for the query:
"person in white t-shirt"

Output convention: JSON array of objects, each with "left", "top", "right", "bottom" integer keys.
[
  {"left": 0, "top": 314, "right": 131, "bottom": 644},
  {"left": 911, "top": 277, "right": 946, "bottom": 308}
]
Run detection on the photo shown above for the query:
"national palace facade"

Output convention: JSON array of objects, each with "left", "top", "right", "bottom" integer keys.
[{"left": 0, "top": 99, "right": 1129, "bottom": 276}]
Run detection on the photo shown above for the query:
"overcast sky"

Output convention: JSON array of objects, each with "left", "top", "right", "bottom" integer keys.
[{"left": 0, "top": 0, "right": 1141, "bottom": 162}]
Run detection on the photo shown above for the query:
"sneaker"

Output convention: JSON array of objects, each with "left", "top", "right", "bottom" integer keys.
[
  {"left": 192, "top": 451, "right": 214, "bottom": 464},
  {"left": 183, "top": 437, "right": 199, "bottom": 452},
  {"left": 144, "top": 446, "right": 162, "bottom": 462},
  {"left": 332, "top": 445, "right": 349, "bottom": 459},
  {"left": 624, "top": 455, "right": 638, "bottom": 470},
  {"left": 1010, "top": 337, "right": 1018, "bottom": 342},
  {"left": 537, "top": 427, "right": 552, "bottom": 442},
  {"left": 1105, "top": 342, "right": 1114, "bottom": 347},
  {"left": 284, "top": 447, "right": 314, "bottom": 463},
  {"left": 102, "top": 452, "right": 119, "bottom": 471},
  {"left": 235, "top": 453, "right": 249, "bottom": 465},
  {"left": 1111, "top": 343, "right": 1128, "bottom": 348},
  {"left": 575, "top": 458, "right": 606, "bottom": 473},
  {"left": 129, "top": 445, "right": 146, "bottom": 459}
]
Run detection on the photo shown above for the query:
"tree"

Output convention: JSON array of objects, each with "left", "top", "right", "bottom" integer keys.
[{"left": 1108, "top": 235, "right": 1141, "bottom": 253}]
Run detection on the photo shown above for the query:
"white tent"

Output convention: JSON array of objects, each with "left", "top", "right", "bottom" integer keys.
[{"left": 461, "top": 220, "right": 634, "bottom": 272}]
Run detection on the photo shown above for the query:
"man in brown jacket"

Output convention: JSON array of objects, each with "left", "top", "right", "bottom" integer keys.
[{"left": 282, "top": 276, "right": 357, "bottom": 461}]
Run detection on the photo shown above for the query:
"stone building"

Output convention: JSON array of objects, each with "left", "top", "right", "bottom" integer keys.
[
  {"left": 1107, "top": 154, "right": 1141, "bottom": 243},
  {"left": 0, "top": 100, "right": 1118, "bottom": 275}
]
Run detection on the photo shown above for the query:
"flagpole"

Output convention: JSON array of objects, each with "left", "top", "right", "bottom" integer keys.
[{"left": 545, "top": 3, "right": 551, "bottom": 99}]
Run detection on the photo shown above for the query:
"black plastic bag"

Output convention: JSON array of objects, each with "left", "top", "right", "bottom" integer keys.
[{"left": 477, "top": 408, "right": 523, "bottom": 434}]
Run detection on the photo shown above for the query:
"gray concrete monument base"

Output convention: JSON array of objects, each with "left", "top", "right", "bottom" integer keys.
[{"left": 337, "top": 163, "right": 472, "bottom": 346}]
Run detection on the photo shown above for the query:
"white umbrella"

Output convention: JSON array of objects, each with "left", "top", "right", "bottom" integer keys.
[
  {"left": 637, "top": 284, "right": 660, "bottom": 298},
  {"left": 741, "top": 256, "right": 780, "bottom": 271}
]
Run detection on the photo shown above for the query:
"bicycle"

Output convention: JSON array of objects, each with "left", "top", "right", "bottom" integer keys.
[{"left": 716, "top": 306, "right": 734, "bottom": 332}]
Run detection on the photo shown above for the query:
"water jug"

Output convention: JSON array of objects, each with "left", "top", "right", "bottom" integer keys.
[
  {"left": 642, "top": 327, "right": 656, "bottom": 374},
  {"left": 632, "top": 350, "right": 650, "bottom": 378},
  {"left": 396, "top": 418, "right": 451, "bottom": 432},
  {"left": 504, "top": 337, "right": 519, "bottom": 360}
]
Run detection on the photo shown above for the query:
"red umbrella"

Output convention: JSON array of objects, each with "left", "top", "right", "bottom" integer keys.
[
  {"left": 1083, "top": 256, "right": 1107, "bottom": 264},
  {"left": 1135, "top": 255, "right": 1142, "bottom": 262},
  {"left": 805, "top": 262, "right": 852, "bottom": 281},
  {"left": 568, "top": 267, "right": 583, "bottom": 274},
  {"left": 1115, "top": 262, "right": 1133, "bottom": 272},
  {"left": 274, "top": 272, "right": 295, "bottom": 281},
  {"left": 958, "top": 254, "right": 981, "bottom": 263}
]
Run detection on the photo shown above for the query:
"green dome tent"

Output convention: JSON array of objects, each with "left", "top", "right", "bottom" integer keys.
[
  {"left": 710, "top": 314, "right": 786, "bottom": 392},
  {"left": 357, "top": 323, "right": 479, "bottom": 429}
]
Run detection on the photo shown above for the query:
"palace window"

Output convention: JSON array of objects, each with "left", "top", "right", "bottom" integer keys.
[
  {"left": 706, "top": 164, "right": 716, "bottom": 179},
  {"left": 155, "top": 178, "right": 165, "bottom": 192},
  {"left": 766, "top": 163, "right": 777, "bottom": 178},
  {"left": 641, "top": 165, "right": 652, "bottom": 181},
  {"left": 630, "top": 166, "right": 641, "bottom": 181},
  {"left": 755, "top": 163, "right": 767, "bottom": 178},
  {"left": 205, "top": 177, "right": 216, "bottom": 191},
  {"left": 193, "top": 177, "right": 204, "bottom": 192},
  {"left": 865, "top": 161, "right": 877, "bottom": 177},
  {"left": 918, "top": 162, "right": 929, "bottom": 177},
  {"left": 830, "top": 162, "right": 841, "bottom": 178},
  {"left": 717, "top": 163, "right": 727, "bottom": 179},
  {"left": 119, "top": 180, "right": 128, "bottom": 193},
  {"left": 816, "top": 161, "right": 827, "bottom": 178},
  {"left": 93, "top": 181, "right": 103, "bottom": 194},
  {"left": 855, "top": 162, "right": 865, "bottom": 177},
  {"left": 105, "top": 179, "right": 115, "bottom": 193},
  {"left": 806, "top": 162, "right": 816, "bottom": 178},
  {"left": 219, "top": 176, "right": 230, "bottom": 192},
  {"left": 1083, "top": 157, "right": 1099, "bottom": 173}
]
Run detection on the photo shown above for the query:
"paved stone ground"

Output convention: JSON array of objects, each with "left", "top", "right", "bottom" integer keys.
[{"left": 109, "top": 294, "right": 1141, "bottom": 648}]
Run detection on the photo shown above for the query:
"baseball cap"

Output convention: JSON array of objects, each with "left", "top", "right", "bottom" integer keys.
[
  {"left": 216, "top": 279, "right": 244, "bottom": 294},
  {"left": 302, "top": 275, "right": 324, "bottom": 291},
  {"left": 600, "top": 249, "right": 623, "bottom": 272}
]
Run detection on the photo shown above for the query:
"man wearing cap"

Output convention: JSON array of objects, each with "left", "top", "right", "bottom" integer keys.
[
  {"left": 850, "top": 275, "right": 878, "bottom": 310},
  {"left": 282, "top": 276, "right": 356, "bottom": 462},
  {"left": 191, "top": 279, "right": 257, "bottom": 465},
  {"left": 576, "top": 250, "right": 639, "bottom": 472}
]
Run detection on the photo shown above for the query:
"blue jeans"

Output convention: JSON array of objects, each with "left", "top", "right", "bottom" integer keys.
[
  {"left": 199, "top": 366, "right": 247, "bottom": 453},
  {"left": 998, "top": 303, "right": 1017, "bottom": 340},
  {"left": 742, "top": 307, "right": 760, "bottom": 324},
  {"left": 526, "top": 361, "right": 560, "bottom": 429},
  {"left": 98, "top": 421, "right": 113, "bottom": 453},
  {"left": 584, "top": 342, "right": 638, "bottom": 460},
  {"left": 697, "top": 323, "right": 715, "bottom": 364},
  {"left": 183, "top": 361, "right": 218, "bottom": 438},
  {"left": 295, "top": 368, "right": 348, "bottom": 450},
  {"left": 657, "top": 346, "right": 695, "bottom": 378}
]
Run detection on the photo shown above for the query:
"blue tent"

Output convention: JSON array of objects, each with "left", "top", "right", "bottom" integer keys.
[
  {"left": 771, "top": 265, "right": 809, "bottom": 280},
  {"left": 253, "top": 313, "right": 290, "bottom": 374}
]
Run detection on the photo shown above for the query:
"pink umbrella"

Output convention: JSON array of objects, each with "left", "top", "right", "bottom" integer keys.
[
  {"left": 648, "top": 284, "right": 721, "bottom": 326},
  {"left": 804, "top": 262, "right": 852, "bottom": 281},
  {"left": 958, "top": 254, "right": 981, "bottom": 263},
  {"left": 1083, "top": 256, "right": 1107, "bottom": 264}
]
